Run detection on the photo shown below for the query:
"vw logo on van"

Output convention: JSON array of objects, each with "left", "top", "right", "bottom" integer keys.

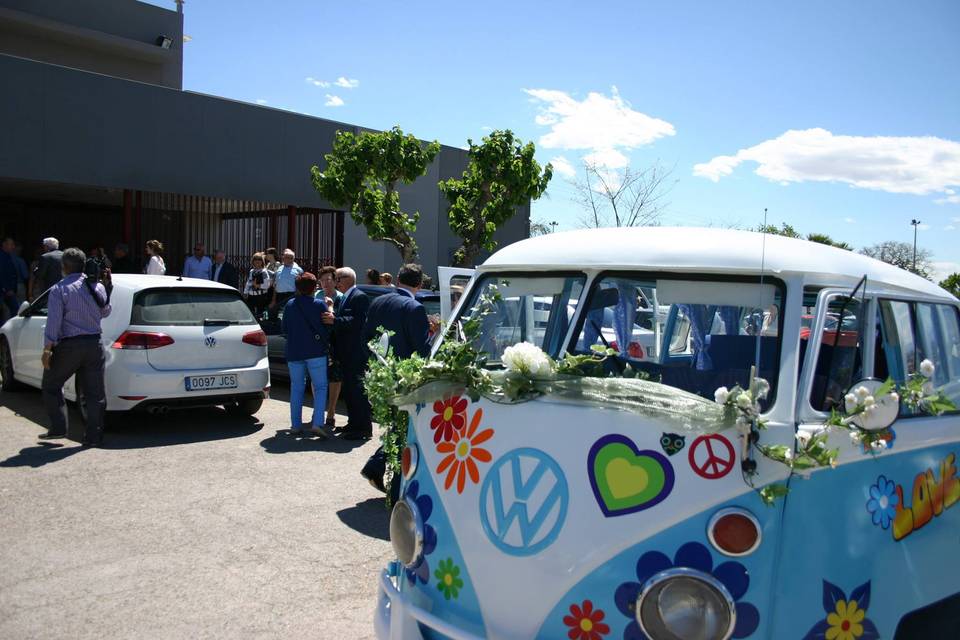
[
  {"left": 204, "top": 336, "right": 217, "bottom": 348},
  {"left": 479, "top": 448, "right": 568, "bottom": 557}
]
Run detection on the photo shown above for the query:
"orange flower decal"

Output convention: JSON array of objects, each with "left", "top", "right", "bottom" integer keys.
[
  {"left": 436, "top": 408, "right": 494, "bottom": 493},
  {"left": 431, "top": 394, "right": 468, "bottom": 443}
]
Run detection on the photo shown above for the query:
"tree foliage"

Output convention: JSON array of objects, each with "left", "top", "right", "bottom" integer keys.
[
  {"left": 805, "top": 233, "right": 853, "bottom": 250},
  {"left": 311, "top": 126, "right": 440, "bottom": 263},
  {"left": 573, "top": 160, "right": 674, "bottom": 228},
  {"left": 529, "top": 219, "right": 555, "bottom": 237},
  {"left": 757, "top": 223, "right": 852, "bottom": 250},
  {"left": 939, "top": 273, "right": 960, "bottom": 298},
  {"left": 860, "top": 240, "right": 933, "bottom": 279},
  {"left": 440, "top": 130, "right": 552, "bottom": 267}
]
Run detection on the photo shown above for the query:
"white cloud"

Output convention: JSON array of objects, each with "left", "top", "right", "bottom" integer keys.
[
  {"left": 694, "top": 128, "right": 960, "bottom": 200},
  {"left": 525, "top": 86, "right": 675, "bottom": 169},
  {"left": 305, "top": 76, "right": 330, "bottom": 87},
  {"left": 916, "top": 223, "right": 931, "bottom": 231},
  {"left": 936, "top": 194, "right": 960, "bottom": 205},
  {"left": 549, "top": 156, "right": 576, "bottom": 179},
  {"left": 480, "top": 125, "right": 493, "bottom": 132},
  {"left": 255, "top": 98, "right": 268, "bottom": 105},
  {"left": 930, "top": 261, "right": 960, "bottom": 282},
  {"left": 843, "top": 217, "right": 856, "bottom": 224},
  {"left": 334, "top": 77, "right": 359, "bottom": 89},
  {"left": 324, "top": 94, "right": 344, "bottom": 107},
  {"left": 945, "top": 225, "right": 956, "bottom": 231}
]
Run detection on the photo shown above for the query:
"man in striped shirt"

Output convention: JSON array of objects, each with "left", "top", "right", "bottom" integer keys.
[{"left": 40, "top": 248, "right": 112, "bottom": 446}]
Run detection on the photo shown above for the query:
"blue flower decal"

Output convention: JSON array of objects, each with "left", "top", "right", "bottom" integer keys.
[
  {"left": 403, "top": 480, "right": 437, "bottom": 585},
  {"left": 866, "top": 474, "right": 899, "bottom": 530},
  {"left": 801, "top": 579, "right": 879, "bottom": 640},
  {"left": 613, "top": 541, "right": 759, "bottom": 639}
]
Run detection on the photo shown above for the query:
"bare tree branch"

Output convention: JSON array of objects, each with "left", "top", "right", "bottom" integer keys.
[{"left": 570, "top": 160, "right": 675, "bottom": 228}]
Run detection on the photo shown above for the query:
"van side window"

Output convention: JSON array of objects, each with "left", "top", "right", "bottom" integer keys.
[
  {"left": 809, "top": 295, "right": 864, "bottom": 411},
  {"left": 878, "top": 300, "right": 960, "bottom": 415}
]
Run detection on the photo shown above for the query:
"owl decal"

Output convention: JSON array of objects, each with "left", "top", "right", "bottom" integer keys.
[{"left": 659, "top": 432, "right": 685, "bottom": 456}]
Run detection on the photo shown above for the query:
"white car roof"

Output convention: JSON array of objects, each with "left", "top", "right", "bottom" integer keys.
[
  {"left": 483, "top": 227, "right": 952, "bottom": 300},
  {"left": 109, "top": 274, "right": 238, "bottom": 293}
]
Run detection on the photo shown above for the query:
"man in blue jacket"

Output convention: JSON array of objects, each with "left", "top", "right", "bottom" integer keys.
[
  {"left": 323, "top": 266, "right": 372, "bottom": 440},
  {"left": 361, "top": 264, "right": 434, "bottom": 499},
  {"left": 363, "top": 263, "right": 432, "bottom": 359}
]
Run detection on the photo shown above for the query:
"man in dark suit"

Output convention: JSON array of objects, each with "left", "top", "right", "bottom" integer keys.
[
  {"left": 32, "top": 237, "right": 63, "bottom": 299},
  {"left": 322, "top": 266, "right": 372, "bottom": 440},
  {"left": 364, "top": 263, "right": 432, "bottom": 359},
  {"left": 361, "top": 264, "right": 434, "bottom": 499},
  {"left": 211, "top": 250, "right": 239, "bottom": 289}
]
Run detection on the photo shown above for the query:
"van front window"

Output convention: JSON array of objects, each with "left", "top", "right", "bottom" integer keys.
[
  {"left": 573, "top": 275, "right": 784, "bottom": 406},
  {"left": 456, "top": 274, "right": 585, "bottom": 363}
]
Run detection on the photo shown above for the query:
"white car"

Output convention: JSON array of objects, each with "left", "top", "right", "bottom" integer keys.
[{"left": 0, "top": 274, "right": 270, "bottom": 421}]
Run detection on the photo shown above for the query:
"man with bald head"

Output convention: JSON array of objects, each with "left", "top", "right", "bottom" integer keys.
[{"left": 322, "top": 266, "right": 372, "bottom": 440}]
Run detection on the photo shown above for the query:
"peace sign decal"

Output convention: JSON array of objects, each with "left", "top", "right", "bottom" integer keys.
[{"left": 687, "top": 434, "right": 736, "bottom": 480}]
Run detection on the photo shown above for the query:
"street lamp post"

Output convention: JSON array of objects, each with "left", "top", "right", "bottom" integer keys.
[
  {"left": 549, "top": 221, "right": 558, "bottom": 234},
  {"left": 910, "top": 219, "right": 921, "bottom": 273}
]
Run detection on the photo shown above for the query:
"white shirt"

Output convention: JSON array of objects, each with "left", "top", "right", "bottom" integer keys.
[{"left": 145, "top": 255, "right": 166, "bottom": 275}]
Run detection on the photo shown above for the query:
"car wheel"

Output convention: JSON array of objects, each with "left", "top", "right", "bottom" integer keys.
[
  {"left": 229, "top": 397, "right": 263, "bottom": 416},
  {"left": 0, "top": 338, "right": 21, "bottom": 391}
]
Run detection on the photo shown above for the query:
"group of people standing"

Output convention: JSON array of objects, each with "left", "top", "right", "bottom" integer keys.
[{"left": 280, "top": 263, "right": 434, "bottom": 463}]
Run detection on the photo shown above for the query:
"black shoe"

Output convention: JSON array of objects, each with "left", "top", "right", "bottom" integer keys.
[
  {"left": 340, "top": 430, "right": 372, "bottom": 441},
  {"left": 81, "top": 440, "right": 102, "bottom": 448},
  {"left": 39, "top": 431, "right": 67, "bottom": 440}
]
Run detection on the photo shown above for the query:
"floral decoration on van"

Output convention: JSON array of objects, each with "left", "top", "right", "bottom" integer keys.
[
  {"left": 800, "top": 580, "right": 878, "bottom": 640},
  {"left": 865, "top": 475, "right": 899, "bottom": 530},
  {"left": 588, "top": 434, "right": 675, "bottom": 517},
  {"left": 431, "top": 393, "right": 468, "bottom": 443},
  {"left": 436, "top": 407, "right": 494, "bottom": 493},
  {"left": 562, "top": 600, "right": 610, "bottom": 640},
  {"left": 434, "top": 558, "right": 464, "bottom": 600},
  {"left": 402, "top": 481, "right": 438, "bottom": 585},
  {"left": 614, "top": 541, "right": 760, "bottom": 639},
  {"left": 888, "top": 452, "right": 960, "bottom": 541},
  {"left": 749, "top": 361, "right": 955, "bottom": 505}
]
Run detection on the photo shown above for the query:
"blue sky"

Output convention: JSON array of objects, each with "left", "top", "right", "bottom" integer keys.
[{"left": 146, "top": 0, "right": 960, "bottom": 278}]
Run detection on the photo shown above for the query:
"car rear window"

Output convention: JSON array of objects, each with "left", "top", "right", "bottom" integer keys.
[{"left": 131, "top": 288, "right": 257, "bottom": 326}]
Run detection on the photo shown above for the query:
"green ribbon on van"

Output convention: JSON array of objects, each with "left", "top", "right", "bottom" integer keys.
[{"left": 394, "top": 375, "right": 739, "bottom": 434}]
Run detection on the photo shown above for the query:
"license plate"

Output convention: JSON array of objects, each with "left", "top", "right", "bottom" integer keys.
[{"left": 184, "top": 374, "right": 238, "bottom": 391}]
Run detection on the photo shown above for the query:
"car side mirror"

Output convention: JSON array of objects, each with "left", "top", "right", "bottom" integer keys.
[
  {"left": 17, "top": 301, "right": 29, "bottom": 316},
  {"left": 847, "top": 378, "right": 898, "bottom": 431}
]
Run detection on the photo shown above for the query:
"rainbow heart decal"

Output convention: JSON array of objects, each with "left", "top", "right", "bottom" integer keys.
[{"left": 587, "top": 434, "right": 675, "bottom": 517}]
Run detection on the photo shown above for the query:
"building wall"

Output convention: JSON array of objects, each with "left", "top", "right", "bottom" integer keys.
[
  {"left": 0, "top": 53, "right": 530, "bottom": 281},
  {"left": 0, "top": 0, "right": 183, "bottom": 89}
]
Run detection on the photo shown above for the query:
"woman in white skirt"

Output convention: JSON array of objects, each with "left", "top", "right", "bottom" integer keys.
[{"left": 144, "top": 239, "right": 166, "bottom": 275}]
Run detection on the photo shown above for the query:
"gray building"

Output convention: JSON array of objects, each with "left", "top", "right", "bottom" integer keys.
[{"left": 0, "top": 0, "right": 529, "bottom": 281}]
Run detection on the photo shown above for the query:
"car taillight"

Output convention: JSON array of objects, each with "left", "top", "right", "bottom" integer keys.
[
  {"left": 242, "top": 330, "right": 267, "bottom": 346},
  {"left": 111, "top": 331, "right": 175, "bottom": 350},
  {"left": 401, "top": 444, "right": 419, "bottom": 480},
  {"left": 628, "top": 342, "right": 644, "bottom": 359}
]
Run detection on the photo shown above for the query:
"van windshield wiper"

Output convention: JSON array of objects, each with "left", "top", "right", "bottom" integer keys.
[{"left": 203, "top": 318, "right": 237, "bottom": 326}]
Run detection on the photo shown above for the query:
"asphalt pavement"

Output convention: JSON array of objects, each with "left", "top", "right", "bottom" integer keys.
[{"left": 0, "top": 384, "right": 391, "bottom": 639}]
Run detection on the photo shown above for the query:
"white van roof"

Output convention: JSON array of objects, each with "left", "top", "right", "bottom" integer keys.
[{"left": 483, "top": 227, "right": 953, "bottom": 300}]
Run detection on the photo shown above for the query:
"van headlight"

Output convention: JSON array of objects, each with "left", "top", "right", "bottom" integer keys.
[
  {"left": 389, "top": 498, "right": 424, "bottom": 568},
  {"left": 637, "top": 568, "right": 736, "bottom": 640}
]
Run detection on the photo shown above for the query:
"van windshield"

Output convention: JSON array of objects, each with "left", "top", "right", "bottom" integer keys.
[
  {"left": 573, "top": 275, "right": 784, "bottom": 406},
  {"left": 456, "top": 274, "right": 586, "bottom": 364}
]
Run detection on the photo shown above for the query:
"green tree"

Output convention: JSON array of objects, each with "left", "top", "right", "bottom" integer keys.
[
  {"left": 311, "top": 126, "right": 440, "bottom": 263},
  {"left": 860, "top": 240, "right": 933, "bottom": 279},
  {"left": 756, "top": 222, "right": 800, "bottom": 238},
  {"left": 939, "top": 273, "right": 960, "bottom": 298},
  {"left": 806, "top": 233, "right": 853, "bottom": 250},
  {"left": 440, "top": 130, "right": 552, "bottom": 267}
]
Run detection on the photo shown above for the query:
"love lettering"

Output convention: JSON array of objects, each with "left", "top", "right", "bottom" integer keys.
[{"left": 892, "top": 453, "right": 960, "bottom": 541}]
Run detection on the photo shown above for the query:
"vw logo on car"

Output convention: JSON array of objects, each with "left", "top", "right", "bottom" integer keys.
[
  {"left": 204, "top": 335, "right": 217, "bottom": 348},
  {"left": 479, "top": 447, "right": 568, "bottom": 557}
]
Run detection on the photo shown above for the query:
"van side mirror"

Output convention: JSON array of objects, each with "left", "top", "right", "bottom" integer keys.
[
  {"left": 17, "top": 301, "right": 29, "bottom": 316},
  {"left": 847, "top": 378, "right": 898, "bottom": 431}
]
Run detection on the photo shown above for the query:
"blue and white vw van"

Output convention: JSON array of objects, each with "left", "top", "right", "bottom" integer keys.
[{"left": 375, "top": 227, "right": 960, "bottom": 640}]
